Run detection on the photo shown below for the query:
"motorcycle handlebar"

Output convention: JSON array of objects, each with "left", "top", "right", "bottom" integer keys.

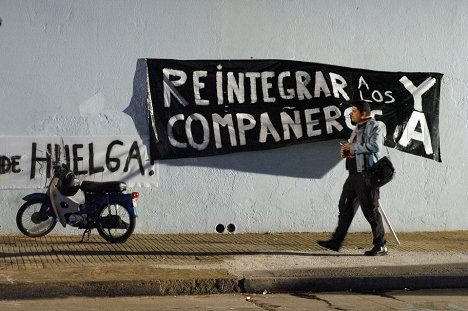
[{"left": 52, "top": 161, "right": 71, "bottom": 177}]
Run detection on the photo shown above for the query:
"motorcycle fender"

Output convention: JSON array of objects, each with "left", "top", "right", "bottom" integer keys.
[
  {"left": 22, "top": 193, "right": 56, "bottom": 223},
  {"left": 108, "top": 193, "right": 137, "bottom": 218},
  {"left": 22, "top": 193, "right": 49, "bottom": 202}
]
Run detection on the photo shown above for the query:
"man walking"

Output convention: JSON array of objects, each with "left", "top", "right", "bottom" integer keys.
[{"left": 318, "top": 101, "right": 388, "bottom": 256}]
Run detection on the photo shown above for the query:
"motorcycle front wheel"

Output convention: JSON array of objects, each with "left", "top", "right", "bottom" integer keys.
[
  {"left": 16, "top": 200, "right": 57, "bottom": 237},
  {"left": 96, "top": 202, "right": 135, "bottom": 243}
]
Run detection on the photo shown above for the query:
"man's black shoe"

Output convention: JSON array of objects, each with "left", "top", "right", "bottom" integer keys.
[
  {"left": 317, "top": 240, "right": 340, "bottom": 252},
  {"left": 364, "top": 245, "right": 388, "bottom": 256}
]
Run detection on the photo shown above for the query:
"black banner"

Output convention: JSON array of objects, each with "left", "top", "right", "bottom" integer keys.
[{"left": 147, "top": 59, "right": 442, "bottom": 162}]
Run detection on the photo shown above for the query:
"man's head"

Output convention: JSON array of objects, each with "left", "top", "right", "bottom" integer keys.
[{"left": 350, "top": 100, "right": 372, "bottom": 124}]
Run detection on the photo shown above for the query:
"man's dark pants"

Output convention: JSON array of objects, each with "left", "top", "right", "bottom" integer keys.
[{"left": 332, "top": 173, "right": 387, "bottom": 247}]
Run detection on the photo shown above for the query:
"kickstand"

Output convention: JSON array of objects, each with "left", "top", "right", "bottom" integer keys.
[{"left": 80, "top": 228, "right": 92, "bottom": 242}]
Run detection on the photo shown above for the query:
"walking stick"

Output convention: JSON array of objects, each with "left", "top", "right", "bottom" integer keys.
[{"left": 378, "top": 199, "right": 401, "bottom": 245}]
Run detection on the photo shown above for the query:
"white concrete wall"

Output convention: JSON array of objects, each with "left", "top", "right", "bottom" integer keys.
[{"left": 1, "top": 0, "right": 467, "bottom": 234}]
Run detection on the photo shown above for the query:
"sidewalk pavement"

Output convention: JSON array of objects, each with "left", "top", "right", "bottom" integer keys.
[{"left": 0, "top": 231, "right": 467, "bottom": 299}]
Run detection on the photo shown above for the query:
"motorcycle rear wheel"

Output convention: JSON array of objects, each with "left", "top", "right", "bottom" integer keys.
[
  {"left": 96, "top": 202, "right": 135, "bottom": 243},
  {"left": 16, "top": 200, "right": 57, "bottom": 237}
]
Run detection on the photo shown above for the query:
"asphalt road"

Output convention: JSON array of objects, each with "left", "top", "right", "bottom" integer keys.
[{"left": 1, "top": 289, "right": 467, "bottom": 311}]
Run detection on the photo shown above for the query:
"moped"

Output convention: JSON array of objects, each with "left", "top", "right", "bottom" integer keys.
[{"left": 16, "top": 160, "right": 139, "bottom": 243}]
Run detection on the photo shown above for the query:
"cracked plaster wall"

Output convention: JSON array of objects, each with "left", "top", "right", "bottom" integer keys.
[{"left": 0, "top": 0, "right": 467, "bottom": 234}]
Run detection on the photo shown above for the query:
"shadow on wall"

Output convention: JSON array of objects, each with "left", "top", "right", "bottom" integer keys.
[
  {"left": 123, "top": 59, "right": 342, "bottom": 179},
  {"left": 123, "top": 59, "right": 150, "bottom": 139},
  {"left": 159, "top": 140, "right": 342, "bottom": 179}
]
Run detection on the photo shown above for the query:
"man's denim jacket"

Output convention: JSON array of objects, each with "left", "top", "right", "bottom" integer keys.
[{"left": 349, "top": 119, "right": 384, "bottom": 173}]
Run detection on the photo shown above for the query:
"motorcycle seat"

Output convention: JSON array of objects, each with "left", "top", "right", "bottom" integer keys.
[{"left": 80, "top": 181, "right": 127, "bottom": 193}]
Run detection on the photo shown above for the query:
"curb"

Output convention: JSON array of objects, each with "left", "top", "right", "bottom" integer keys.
[
  {"left": 2, "top": 274, "right": 467, "bottom": 299},
  {"left": 242, "top": 275, "right": 468, "bottom": 293},
  {"left": 0, "top": 266, "right": 240, "bottom": 300},
  {"left": 241, "top": 263, "right": 468, "bottom": 293},
  {"left": 0, "top": 278, "right": 240, "bottom": 300},
  {"left": 2, "top": 263, "right": 467, "bottom": 299}
]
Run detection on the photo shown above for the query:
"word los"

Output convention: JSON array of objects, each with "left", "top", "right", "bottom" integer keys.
[{"left": 30, "top": 140, "right": 144, "bottom": 179}]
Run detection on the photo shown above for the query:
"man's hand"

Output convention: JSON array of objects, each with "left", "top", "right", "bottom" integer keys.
[{"left": 340, "top": 143, "right": 351, "bottom": 157}]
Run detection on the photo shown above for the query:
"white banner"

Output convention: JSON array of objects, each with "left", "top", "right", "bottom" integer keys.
[{"left": 0, "top": 136, "right": 157, "bottom": 189}]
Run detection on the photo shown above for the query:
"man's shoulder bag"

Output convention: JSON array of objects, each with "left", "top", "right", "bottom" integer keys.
[{"left": 364, "top": 156, "right": 395, "bottom": 188}]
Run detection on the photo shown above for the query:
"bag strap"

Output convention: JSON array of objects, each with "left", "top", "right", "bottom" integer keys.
[
  {"left": 362, "top": 122, "right": 369, "bottom": 171},
  {"left": 381, "top": 124, "right": 391, "bottom": 160},
  {"left": 362, "top": 120, "right": 391, "bottom": 170}
]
